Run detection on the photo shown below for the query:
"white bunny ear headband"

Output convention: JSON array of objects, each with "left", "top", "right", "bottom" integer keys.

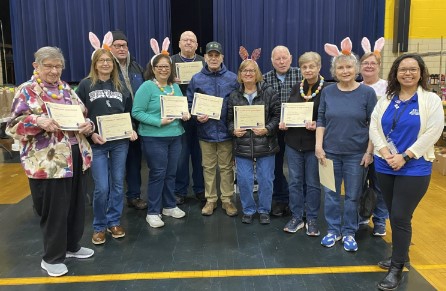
[
  {"left": 89, "top": 31, "right": 113, "bottom": 59},
  {"left": 324, "top": 37, "right": 353, "bottom": 57},
  {"left": 150, "top": 37, "right": 171, "bottom": 65},
  {"left": 361, "top": 37, "right": 385, "bottom": 57}
]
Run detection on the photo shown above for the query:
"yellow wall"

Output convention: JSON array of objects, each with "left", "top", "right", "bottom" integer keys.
[{"left": 385, "top": 0, "right": 446, "bottom": 39}]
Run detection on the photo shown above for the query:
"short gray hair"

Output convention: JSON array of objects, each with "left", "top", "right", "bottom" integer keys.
[
  {"left": 34, "top": 46, "right": 65, "bottom": 68},
  {"left": 329, "top": 54, "right": 359, "bottom": 80},
  {"left": 298, "top": 52, "right": 321, "bottom": 67}
]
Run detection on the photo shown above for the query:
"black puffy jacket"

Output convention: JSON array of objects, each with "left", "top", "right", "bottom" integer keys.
[{"left": 227, "top": 81, "right": 280, "bottom": 158}]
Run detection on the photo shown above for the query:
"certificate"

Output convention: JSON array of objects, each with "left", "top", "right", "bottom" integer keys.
[
  {"left": 191, "top": 93, "right": 223, "bottom": 120},
  {"left": 319, "top": 158, "right": 336, "bottom": 192},
  {"left": 280, "top": 102, "right": 314, "bottom": 127},
  {"left": 160, "top": 95, "right": 189, "bottom": 118},
  {"left": 45, "top": 102, "right": 85, "bottom": 130},
  {"left": 97, "top": 113, "right": 133, "bottom": 141},
  {"left": 176, "top": 62, "right": 203, "bottom": 84},
  {"left": 234, "top": 105, "right": 265, "bottom": 129}
]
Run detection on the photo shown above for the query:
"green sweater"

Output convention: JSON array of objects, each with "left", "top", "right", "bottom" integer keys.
[{"left": 132, "top": 80, "right": 184, "bottom": 137}]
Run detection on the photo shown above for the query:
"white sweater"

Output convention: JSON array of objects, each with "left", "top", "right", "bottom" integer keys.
[{"left": 369, "top": 86, "right": 444, "bottom": 162}]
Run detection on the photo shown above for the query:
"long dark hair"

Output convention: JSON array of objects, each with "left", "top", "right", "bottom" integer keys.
[
  {"left": 143, "top": 54, "right": 174, "bottom": 84},
  {"left": 386, "top": 53, "right": 429, "bottom": 99}
]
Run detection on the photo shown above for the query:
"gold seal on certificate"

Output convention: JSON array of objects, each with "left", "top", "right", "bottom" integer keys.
[
  {"left": 191, "top": 93, "right": 223, "bottom": 120},
  {"left": 175, "top": 62, "right": 203, "bottom": 84},
  {"left": 45, "top": 102, "right": 85, "bottom": 130},
  {"left": 234, "top": 105, "right": 265, "bottom": 129},
  {"left": 280, "top": 102, "right": 314, "bottom": 127},
  {"left": 160, "top": 95, "right": 189, "bottom": 118},
  {"left": 97, "top": 113, "right": 133, "bottom": 141}
]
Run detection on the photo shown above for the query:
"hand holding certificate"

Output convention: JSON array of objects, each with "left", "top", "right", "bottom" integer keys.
[
  {"left": 234, "top": 105, "right": 265, "bottom": 129},
  {"left": 191, "top": 93, "right": 223, "bottom": 120},
  {"left": 160, "top": 95, "right": 189, "bottom": 119},
  {"left": 280, "top": 102, "right": 314, "bottom": 127},
  {"left": 45, "top": 102, "right": 85, "bottom": 130},
  {"left": 175, "top": 62, "right": 203, "bottom": 84},
  {"left": 97, "top": 113, "right": 133, "bottom": 141}
]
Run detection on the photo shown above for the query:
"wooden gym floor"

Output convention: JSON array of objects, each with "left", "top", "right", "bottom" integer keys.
[{"left": 0, "top": 150, "right": 445, "bottom": 290}]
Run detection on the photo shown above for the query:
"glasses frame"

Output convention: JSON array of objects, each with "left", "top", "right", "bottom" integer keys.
[
  {"left": 112, "top": 44, "right": 128, "bottom": 49},
  {"left": 397, "top": 67, "right": 420, "bottom": 74},
  {"left": 41, "top": 64, "right": 63, "bottom": 71}
]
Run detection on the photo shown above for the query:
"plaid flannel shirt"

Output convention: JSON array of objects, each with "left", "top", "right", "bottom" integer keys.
[{"left": 263, "top": 67, "right": 302, "bottom": 103}]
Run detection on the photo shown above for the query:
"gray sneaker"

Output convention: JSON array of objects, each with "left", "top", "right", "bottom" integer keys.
[
  {"left": 66, "top": 247, "right": 94, "bottom": 259},
  {"left": 41, "top": 260, "right": 68, "bottom": 277}
]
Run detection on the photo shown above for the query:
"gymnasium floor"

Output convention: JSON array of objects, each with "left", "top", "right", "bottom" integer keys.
[{"left": 0, "top": 150, "right": 444, "bottom": 290}]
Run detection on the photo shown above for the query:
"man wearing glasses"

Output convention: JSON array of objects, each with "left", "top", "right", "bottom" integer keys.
[
  {"left": 171, "top": 31, "right": 206, "bottom": 205},
  {"left": 110, "top": 30, "right": 147, "bottom": 211}
]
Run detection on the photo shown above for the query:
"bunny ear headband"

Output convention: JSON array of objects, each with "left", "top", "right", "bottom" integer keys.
[
  {"left": 239, "top": 46, "right": 261, "bottom": 62},
  {"left": 324, "top": 37, "right": 353, "bottom": 57},
  {"left": 150, "top": 37, "right": 171, "bottom": 65},
  {"left": 361, "top": 37, "right": 385, "bottom": 58},
  {"left": 89, "top": 31, "right": 113, "bottom": 59}
]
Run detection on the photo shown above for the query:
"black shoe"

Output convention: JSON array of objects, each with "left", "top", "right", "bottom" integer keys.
[
  {"left": 175, "top": 195, "right": 185, "bottom": 205},
  {"left": 271, "top": 202, "right": 287, "bottom": 216},
  {"left": 259, "top": 213, "right": 270, "bottom": 224},
  {"left": 127, "top": 198, "right": 148, "bottom": 210},
  {"left": 241, "top": 214, "right": 253, "bottom": 224},
  {"left": 195, "top": 192, "right": 206, "bottom": 202},
  {"left": 378, "top": 258, "right": 410, "bottom": 270},
  {"left": 377, "top": 264, "right": 404, "bottom": 291}
]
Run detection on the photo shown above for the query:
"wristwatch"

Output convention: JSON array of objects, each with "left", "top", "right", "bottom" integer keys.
[{"left": 402, "top": 152, "right": 411, "bottom": 162}]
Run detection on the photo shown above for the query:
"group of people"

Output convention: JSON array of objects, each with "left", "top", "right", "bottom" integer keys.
[{"left": 7, "top": 30, "right": 444, "bottom": 291}]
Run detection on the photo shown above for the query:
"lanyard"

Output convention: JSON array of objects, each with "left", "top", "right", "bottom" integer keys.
[{"left": 386, "top": 97, "right": 411, "bottom": 138}]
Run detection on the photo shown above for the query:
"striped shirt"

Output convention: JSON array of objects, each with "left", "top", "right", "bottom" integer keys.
[{"left": 263, "top": 67, "right": 302, "bottom": 103}]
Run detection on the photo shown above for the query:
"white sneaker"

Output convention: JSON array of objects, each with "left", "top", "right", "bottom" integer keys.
[
  {"left": 162, "top": 207, "right": 186, "bottom": 218},
  {"left": 41, "top": 260, "right": 68, "bottom": 277},
  {"left": 66, "top": 247, "right": 94, "bottom": 259},
  {"left": 146, "top": 214, "right": 165, "bottom": 228}
]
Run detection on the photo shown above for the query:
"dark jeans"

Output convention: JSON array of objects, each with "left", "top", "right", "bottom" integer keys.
[
  {"left": 29, "top": 145, "right": 86, "bottom": 264},
  {"left": 377, "top": 173, "right": 430, "bottom": 264},
  {"left": 272, "top": 130, "right": 289, "bottom": 203},
  {"left": 125, "top": 138, "right": 143, "bottom": 200},
  {"left": 175, "top": 120, "right": 204, "bottom": 196}
]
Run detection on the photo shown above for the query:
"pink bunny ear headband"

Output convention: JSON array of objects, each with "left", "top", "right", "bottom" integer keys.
[
  {"left": 150, "top": 37, "right": 171, "bottom": 65},
  {"left": 89, "top": 31, "right": 113, "bottom": 59},
  {"left": 324, "top": 37, "right": 353, "bottom": 57},
  {"left": 361, "top": 37, "right": 385, "bottom": 58},
  {"left": 239, "top": 46, "right": 261, "bottom": 62}
]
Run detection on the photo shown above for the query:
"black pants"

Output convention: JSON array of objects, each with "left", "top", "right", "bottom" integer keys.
[
  {"left": 29, "top": 145, "right": 86, "bottom": 264},
  {"left": 376, "top": 173, "right": 430, "bottom": 264}
]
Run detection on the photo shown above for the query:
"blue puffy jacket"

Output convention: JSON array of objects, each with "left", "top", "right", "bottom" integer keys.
[{"left": 187, "top": 64, "right": 239, "bottom": 142}]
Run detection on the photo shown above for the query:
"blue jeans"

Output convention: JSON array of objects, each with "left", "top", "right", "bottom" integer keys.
[
  {"left": 272, "top": 130, "right": 289, "bottom": 203},
  {"left": 368, "top": 163, "right": 388, "bottom": 226},
  {"left": 125, "top": 138, "right": 143, "bottom": 200},
  {"left": 323, "top": 152, "right": 364, "bottom": 237},
  {"left": 141, "top": 135, "right": 182, "bottom": 215},
  {"left": 236, "top": 155, "right": 275, "bottom": 215},
  {"left": 91, "top": 139, "right": 129, "bottom": 232},
  {"left": 175, "top": 121, "right": 204, "bottom": 196},
  {"left": 286, "top": 145, "right": 321, "bottom": 220}
]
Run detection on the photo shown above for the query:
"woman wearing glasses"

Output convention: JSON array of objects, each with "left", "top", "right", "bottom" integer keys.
[
  {"left": 227, "top": 49, "right": 280, "bottom": 224},
  {"left": 132, "top": 51, "right": 189, "bottom": 228},
  {"left": 76, "top": 48, "right": 137, "bottom": 245},
  {"left": 370, "top": 53, "right": 444, "bottom": 290}
]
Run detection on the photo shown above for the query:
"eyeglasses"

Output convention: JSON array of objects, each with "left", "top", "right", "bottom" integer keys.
[
  {"left": 112, "top": 44, "right": 128, "bottom": 49},
  {"left": 301, "top": 64, "right": 318, "bottom": 71},
  {"left": 361, "top": 61, "right": 379, "bottom": 67},
  {"left": 242, "top": 69, "right": 256, "bottom": 75},
  {"left": 98, "top": 58, "right": 113, "bottom": 64},
  {"left": 42, "top": 64, "right": 63, "bottom": 71},
  {"left": 180, "top": 38, "right": 197, "bottom": 43},
  {"left": 397, "top": 67, "right": 419, "bottom": 74},
  {"left": 155, "top": 65, "right": 170, "bottom": 70}
]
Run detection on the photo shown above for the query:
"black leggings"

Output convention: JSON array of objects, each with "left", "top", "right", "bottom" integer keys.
[{"left": 376, "top": 173, "right": 430, "bottom": 264}]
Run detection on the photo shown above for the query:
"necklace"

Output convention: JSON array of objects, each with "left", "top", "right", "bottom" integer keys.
[
  {"left": 33, "top": 70, "right": 65, "bottom": 100},
  {"left": 300, "top": 76, "right": 324, "bottom": 100},
  {"left": 179, "top": 53, "right": 196, "bottom": 62},
  {"left": 154, "top": 79, "right": 175, "bottom": 95}
]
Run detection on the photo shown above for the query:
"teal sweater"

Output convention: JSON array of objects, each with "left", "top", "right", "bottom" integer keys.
[{"left": 132, "top": 80, "right": 184, "bottom": 137}]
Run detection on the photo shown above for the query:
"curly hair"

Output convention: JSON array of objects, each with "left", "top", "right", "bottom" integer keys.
[{"left": 386, "top": 53, "right": 429, "bottom": 99}]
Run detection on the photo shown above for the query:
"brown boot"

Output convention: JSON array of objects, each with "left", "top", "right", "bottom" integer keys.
[
  {"left": 222, "top": 202, "right": 238, "bottom": 217},
  {"left": 201, "top": 201, "right": 217, "bottom": 216}
]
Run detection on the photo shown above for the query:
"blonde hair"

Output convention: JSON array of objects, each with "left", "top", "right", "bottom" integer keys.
[
  {"left": 237, "top": 59, "right": 263, "bottom": 84},
  {"left": 298, "top": 52, "right": 321, "bottom": 67},
  {"left": 88, "top": 49, "right": 121, "bottom": 91}
]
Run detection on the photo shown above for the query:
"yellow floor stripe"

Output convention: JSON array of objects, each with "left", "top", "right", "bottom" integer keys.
[{"left": 0, "top": 265, "right": 397, "bottom": 286}]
